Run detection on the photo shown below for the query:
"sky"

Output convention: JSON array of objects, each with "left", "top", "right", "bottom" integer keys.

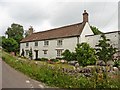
[{"left": 0, "top": 0, "right": 119, "bottom": 36}]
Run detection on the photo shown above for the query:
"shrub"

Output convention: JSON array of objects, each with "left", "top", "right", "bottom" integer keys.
[
  {"left": 50, "top": 59, "right": 59, "bottom": 62},
  {"left": 2, "top": 51, "right": 120, "bottom": 88},
  {"left": 113, "top": 60, "right": 120, "bottom": 67},
  {"left": 62, "top": 49, "right": 76, "bottom": 61},
  {"left": 75, "top": 43, "right": 97, "bottom": 67},
  {"left": 41, "top": 58, "right": 48, "bottom": 61}
]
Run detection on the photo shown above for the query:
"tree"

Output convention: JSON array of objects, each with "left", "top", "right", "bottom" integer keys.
[
  {"left": 90, "top": 26, "right": 102, "bottom": 35},
  {"left": 2, "top": 38, "right": 18, "bottom": 52},
  {"left": 95, "top": 34, "right": 117, "bottom": 84},
  {"left": 75, "top": 43, "right": 97, "bottom": 67},
  {"left": 5, "top": 23, "right": 24, "bottom": 43},
  {"left": 95, "top": 34, "right": 117, "bottom": 65}
]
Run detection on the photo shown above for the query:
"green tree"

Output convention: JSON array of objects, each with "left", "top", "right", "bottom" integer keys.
[
  {"left": 2, "top": 38, "right": 18, "bottom": 52},
  {"left": 95, "top": 34, "right": 117, "bottom": 65},
  {"left": 29, "top": 48, "right": 33, "bottom": 60},
  {"left": 5, "top": 23, "right": 24, "bottom": 43},
  {"left": 95, "top": 34, "right": 117, "bottom": 84},
  {"left": 90, "top": 26, "right": 102, "bottom": 35},
  {"left": 75, "top": 43, "right": 97, "bottom": 67}
]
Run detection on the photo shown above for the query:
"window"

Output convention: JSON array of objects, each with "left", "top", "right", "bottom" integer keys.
[
  {"left": 26, "top": 42, "right": 29, "bottom": 47},
  {"left": 25, "top": 50, "right": 29, "bottom": 56},
  {"left": 57, "top": 40, "right": 62, "bottom": 46},
  {"left": 44, "top": 41, "right": 49, "bottom": 46},
  {"left": 57, "top": 50, "right": 63, "bottom": 57},
  {"left": 35, "top": 41, "right": 38, "bottom": 46},
  {"left": 43, "top": 50, "right": 48, "bottom": 55}
]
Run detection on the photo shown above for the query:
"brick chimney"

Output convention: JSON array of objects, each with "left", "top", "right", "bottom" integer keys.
[
  {"left": 83, "top": 10, "right": 88, "bottom": 22},
  {"left": 28, "top": 26, "right": 33, "bottom": 35}
]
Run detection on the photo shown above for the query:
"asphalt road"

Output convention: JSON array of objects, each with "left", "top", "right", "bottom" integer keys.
[{"left": 1, "top": 59, "right": 48, "bottom": 89}]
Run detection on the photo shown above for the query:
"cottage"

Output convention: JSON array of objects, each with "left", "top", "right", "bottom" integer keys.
[{"left": 20, "top": 10, "right": 120, "bottom": 60}]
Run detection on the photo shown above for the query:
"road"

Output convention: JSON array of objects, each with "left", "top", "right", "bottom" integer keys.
[{"left": 1, "top": 59, "right": 48, "bottom": 89}]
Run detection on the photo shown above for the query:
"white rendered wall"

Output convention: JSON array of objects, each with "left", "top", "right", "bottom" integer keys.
[
  {"left": 79, "top": 22, "right": 94, "bottom": 43},
  {"left": 20, "top": 37, "right": 78, "bottom": 59},
  {"left": 86, "top": 32, "right": 119, "bottom": 49}
]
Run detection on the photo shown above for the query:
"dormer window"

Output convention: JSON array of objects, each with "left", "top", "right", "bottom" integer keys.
[
  {"left": 44, "top": 40, "right": 49, "bottom": 46},
  {"left": 35, "top": 41, "right": 38, "bottom": 46}
]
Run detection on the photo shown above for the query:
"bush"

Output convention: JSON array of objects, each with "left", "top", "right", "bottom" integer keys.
[
  {"left": 2, "top": 51, "right": 120, "bottom": 88},
  {"left": 34, "top": 58, "right": 41, "bottom": 61},
  {"left": 75, "top": 43, "right": 97, "bottom": 67},
  {"left": 113, "top": 60, "right": 120, "bottom": 67},
  {"left": 62, "top": 49, "right": 76, "bottom": 61},
  {"left": 40, "top": 58, "right": 48, "bottom": 61},
  {"left": 50, "top": 59, "right": 59, "bottom": 62}
]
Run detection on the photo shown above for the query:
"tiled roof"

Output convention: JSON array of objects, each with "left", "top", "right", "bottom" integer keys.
[{"left": 20, "top": 22, "right": 86, "bottom": 43}]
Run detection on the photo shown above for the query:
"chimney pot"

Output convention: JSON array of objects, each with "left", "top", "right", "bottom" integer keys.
[{"left": 83, "top": 10, "right": 88, "bottom": 22}]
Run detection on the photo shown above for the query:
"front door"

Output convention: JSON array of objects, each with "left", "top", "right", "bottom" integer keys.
[{"left": 35, "top": 50, "right": 38, "bottom": 60}]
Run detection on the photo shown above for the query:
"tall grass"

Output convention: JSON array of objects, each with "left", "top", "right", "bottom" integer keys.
[{"left": 2, "top": 51, "right": 120, "bottom": 88}]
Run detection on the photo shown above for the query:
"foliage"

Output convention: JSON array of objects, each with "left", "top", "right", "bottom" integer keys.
[
  {"left": 21, "top": 49, "right": 25, "bottom": 57},
  {"left": 62, "top": 49, "right": 73, "bottom": 61},
  {"left": 2, "top": 51, "right": 120, "bottom": 88},
  {"left": 2, "top": 51, "right": 93, "bottom": 88},
  {"left": 5, "top": 23, "right": 24, "bottom": 43},
  {"left": 62, "top": 50, "right": 76, "bottom": 61},
  {"left": 113, "top": 60, "right": 120, "bottom": 67},
  {"left": 29, "top": 48, "right": 33, "bottom": 60},
  {"left": 0, "top": 36, "right": 3, "bottom": 46},
  {"left": 2, "top": 38, "right": 18, "bottom": 52},
  {"left": 90, "top": 26, "right": 102, "bottom": 35},
  {"left": 40, "top": 58, "right": 48, "bottom": 61},
  {"left": 50, "top": 59, "right": 59, "bottom": 62},
  {"left": 95, "top": 34, "right": 117, "bottom": 64},
  {"left": 75, "top": 43, "right": 97, "bottom": 67}
]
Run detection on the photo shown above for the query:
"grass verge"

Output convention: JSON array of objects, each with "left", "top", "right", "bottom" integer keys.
[{"left": 2, "top": 51, "right": 120, "bottom": 88}]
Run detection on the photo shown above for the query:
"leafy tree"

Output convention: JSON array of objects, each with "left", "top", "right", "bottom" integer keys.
[
  {"left": 95, "top": 34, "right": 117, "bottom": 65},
  {"left": 95, "top": 34, "right": 117, "bottom": 84},
  {"left": 0, "top": 36, "right": 5, "bottom": 46},
  {"left": 90, "top": 26, "right": 102, "bottom": 35},
  {"left": 5, "top": 23, "right": 24, "bottom": 43},
  {"left": 75, "top": 43, "right": 97, "bottom": 67},
  {"left": 2, "top": 38, "right": 18, "bottom": 52}
]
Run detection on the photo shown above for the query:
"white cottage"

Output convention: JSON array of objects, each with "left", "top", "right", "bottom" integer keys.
[
  {"left": 20, "top": 10, "right": 120, "bottom": 60},
  {"left": 20, "top": 10, "right": 93, "bottom": 59}
]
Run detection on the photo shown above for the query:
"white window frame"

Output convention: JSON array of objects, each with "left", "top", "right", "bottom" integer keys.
[
  {"left": 56, "top": 49, "right": 63, "bottom": 57},
  {"left": 43, "top": 50, "right": 48, "bottom": 55},
  {"left": 44, "top": 40, "right": 49, "bottom": 46},
  {"left": 57, "top": 40, "right": 62, "bottom": 46},
  {"left": 35, "top": 41, "right": 38, "bottom": 46}
]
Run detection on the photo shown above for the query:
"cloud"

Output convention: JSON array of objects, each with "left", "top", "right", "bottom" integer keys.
[{"left": 0, "top": 1, "right": 119, "bottom": 36}]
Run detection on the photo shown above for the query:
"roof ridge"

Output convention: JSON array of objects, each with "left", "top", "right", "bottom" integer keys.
[{"left": 33, "top": 22, "right": 83, "bottom": 34}]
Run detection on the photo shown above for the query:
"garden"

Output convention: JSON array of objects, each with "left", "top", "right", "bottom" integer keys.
[{"left": 2, "top": 34, "right": 120, "bottom": 88}]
